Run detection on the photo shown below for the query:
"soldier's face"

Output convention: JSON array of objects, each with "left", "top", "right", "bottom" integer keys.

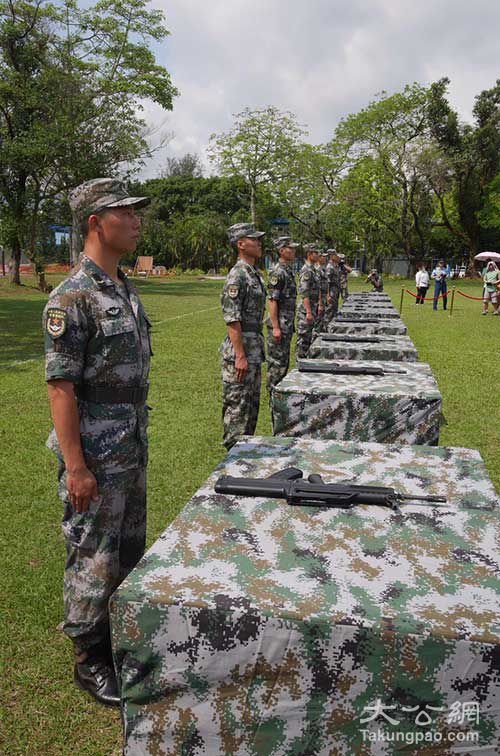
[
  {"left": 310, "top": 251, "right": 319, "bottom": 264},
  {"left": 94, "top": 206, "right": 142, "bottom": 253},
  {"left": 239, "top": 237, "right": 263, "bottom": 260},
  {"left": 281, "top": 246, "right": 295, "bottom": 262}
]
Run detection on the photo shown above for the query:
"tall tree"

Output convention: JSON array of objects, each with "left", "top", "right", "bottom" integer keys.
[
  {"left": 160, "top": 153, "right": 203, "bottom": 178},
  {"left": 0, "top": 0, "right": 177, "bottom": 284},
  {"left": 208, "top": 106, "right": 306, "bottom": 225}
]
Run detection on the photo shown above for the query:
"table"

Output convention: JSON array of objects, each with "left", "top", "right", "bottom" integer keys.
[
  {"left": 337, "top": 309, "right": 402, "bottom": 320},
  {"left": 327, "top": 320, "right": 408, "bottom": 336},
  {"left": 272, "top": 360, "right": 441, "bottom": 444},
  {"left": 308, "top": 334, "right": 418, "bottom": 362},
  {"left": 111, "top": 436, "right": 499, "bottom": 755}
]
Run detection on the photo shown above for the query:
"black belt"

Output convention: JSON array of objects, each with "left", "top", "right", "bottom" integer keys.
[
  {"left": 77, "top": 384, "right": 149, "bottom": 404},
  {"left": 240, "top": 322, "right": 263, "bottom": 334}
]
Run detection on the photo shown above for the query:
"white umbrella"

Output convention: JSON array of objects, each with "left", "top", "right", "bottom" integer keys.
[{"left": 475, "top": 251, "right": 500, "bottom": 261}]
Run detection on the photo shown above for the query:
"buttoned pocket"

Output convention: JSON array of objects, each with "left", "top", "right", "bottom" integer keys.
[{"left": 100, "top": 316, "right": 137, "bottom": 364}]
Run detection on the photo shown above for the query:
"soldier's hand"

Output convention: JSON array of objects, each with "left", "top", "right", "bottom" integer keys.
[
  {"left": 318, "top": 304, "right": 324, "bottom": 315},
  {"left": 235, "top": 354, "right": 249, "bottom": 383},
  {"left": 67, "top": 467, "right": 99, "bottom": 513},
  {"left": 273, "top": 327, "right": 282, "bottom": 343},
  {"left": 327, "top": 295, "right": 332, "bottom": 305},
  {"left": 306, "top": 312, "right": 314, "bottom": 324}
]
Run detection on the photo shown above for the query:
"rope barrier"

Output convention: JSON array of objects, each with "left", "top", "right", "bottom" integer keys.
[
  {"left": 404, "top": 289, "right": 448, "bottom": 301},
  {"left": 456, "top": 290, "right": 495, "bottom": 302}
]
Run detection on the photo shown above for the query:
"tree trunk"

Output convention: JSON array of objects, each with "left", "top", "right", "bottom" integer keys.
[
  {"left": 250, "top": 185, "right": 257, "bottom": 226},
  {"left": 9, "top": 238, "right": 21, "bottom": 285}
]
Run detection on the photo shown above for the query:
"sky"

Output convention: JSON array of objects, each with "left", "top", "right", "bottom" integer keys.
[{"left": 139, "top": 0, "right": 500, "bottom": 178}]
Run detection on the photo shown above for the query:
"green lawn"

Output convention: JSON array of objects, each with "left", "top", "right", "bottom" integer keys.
[{"left": 1, "top": 272, "right": 498, "bottom": 755}]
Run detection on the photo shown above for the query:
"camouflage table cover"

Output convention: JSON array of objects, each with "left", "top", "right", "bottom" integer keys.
[
  {"left": 110, "top": 436, "right": 500, "bottom": 755},
  {"left": 337, "top": 309, "right": 402, "bottom": 320},
  {"left": 340, "top": 302, "right": 397, "bottom": 310},
  {"left": 272, "top": 360, "right": 442, "bottom": 444},
  {"left": 326, "top": 320, "right": 408, "bottom": 336},
  {"left": 308, "top": 335, "right": 418, "bottom": 362}
]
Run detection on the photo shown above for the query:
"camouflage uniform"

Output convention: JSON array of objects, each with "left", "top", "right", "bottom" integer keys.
[
  {"left": 325, "top": 258, "right": 340, "bottom": 325},
  {"left": 339, "top": 260, "right": 349, "bottom": 301},
  {"left": 312, "top": 259, "right": 328, "bottom": 336},
  {"left": 296, "top": 260, "right": 321, "bottom": 359},
  {"left": 44, "top": 179, "right": 151, "bottom": 661},
  {"left": 220, "top": 255, "right": 266, "bottom": 450},
  {"left": 266, "top": 259, "right": 297, "bottom": 393},
  {"left": 44, "top": 254, "right": 153, "bottom": 653}
]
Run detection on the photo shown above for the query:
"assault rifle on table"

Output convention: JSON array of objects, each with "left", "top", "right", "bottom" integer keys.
[
  {"left": 297, "top": 360, "right": 406, "bottom": 376},
  {"left": 320, "top": 334, "right": 383, "bottom": 343},
  {"left": 214, "top": 468, "right": 446, "bottom": 512}
]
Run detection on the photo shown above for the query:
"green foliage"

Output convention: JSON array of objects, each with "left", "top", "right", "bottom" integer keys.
[{"left": 0, "top": 0, "right": 177, "bottom": 282}]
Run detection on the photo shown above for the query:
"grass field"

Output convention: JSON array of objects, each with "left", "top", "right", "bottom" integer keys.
[{"left": 1, "top": 272, "right": 499, "bottom": 755}]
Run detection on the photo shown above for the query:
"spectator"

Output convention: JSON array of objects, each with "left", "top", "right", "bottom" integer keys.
[
  {"left": 415, "top": 264, "right": 430, "bottom": 304},
  {"left": 431, "top": 259, "right": 448, "bottom": 311},
  {"left": 482, "top": 261, "right": 500, "bottom": 315},
  {"left": 366, "top": 269, "right": 383, "bottom": 291}
]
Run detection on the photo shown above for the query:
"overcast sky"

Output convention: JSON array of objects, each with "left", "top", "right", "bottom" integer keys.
[{"left": 139, "top": 0, "right": 500, "bottom": 178}]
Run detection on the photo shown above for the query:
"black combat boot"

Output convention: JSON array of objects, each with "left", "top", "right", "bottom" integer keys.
[{"left": 74, "top": 647, "right": 120, "bottom": 707}]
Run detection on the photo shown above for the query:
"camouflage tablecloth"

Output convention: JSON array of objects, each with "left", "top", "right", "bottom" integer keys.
[
  {"left": 308, "top": 335, "right": 418, "bottom": 362},
  {"left": 272, "top": 360, "right": 442, "bottom": 444},
  {"left": 326, "top": 320, "right": 408, "bottom": 336},
  {"left": 337, "top": 309, "right": 402, "bottom": 320},
  {"left": 111, "top": 436, "right": 500, "bottom": 755}
]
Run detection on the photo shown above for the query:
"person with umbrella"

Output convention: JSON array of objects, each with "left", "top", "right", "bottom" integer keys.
[{"left": 482, "top": 260, "right": 500, "bottom": 315}]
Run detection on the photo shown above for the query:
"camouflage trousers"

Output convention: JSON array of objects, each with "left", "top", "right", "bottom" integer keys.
[
  {"left": 58, "top": 464, "right": 147, "bottom": 653},
  {"left": 324, "top": 292, "right": 339, "bottom": 327},
  {"left": 340, "top": 283, "right": 349, "bottom": 301},
  {"left": 266, "top": 329, "right": 293, "bottom": 393},
  {"left": 296, "top": 312, "right": 316, "bottom": 359},
  {"left": 222, "top": 361, "right": 262, "bottom": 450}
]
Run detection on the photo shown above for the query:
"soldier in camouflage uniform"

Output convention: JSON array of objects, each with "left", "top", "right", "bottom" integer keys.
[
  {"left": 43, "top": 178, "right": 152, "bottom": 707},
  {"left": 338, "top": 252, "right": 352, "bottom": 302},
  {"left": 220, "top": 223, "right": 266, "bottom": 450},
  {"left": 266, "top": 237, "right": 299, "bottom": 394},
  {"left": 325, "top": 249, "right": 341, "bottom": 327},
  {"left": 312, "top": 250, "right": 328, "bottom": 336},
  {"left": 296, "top": 243, "right": 321, "bottom": 359}
]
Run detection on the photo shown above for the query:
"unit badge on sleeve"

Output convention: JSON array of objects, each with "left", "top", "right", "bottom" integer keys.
[{"left": 46, "top": 307, "right": 67, "bottom": 338}]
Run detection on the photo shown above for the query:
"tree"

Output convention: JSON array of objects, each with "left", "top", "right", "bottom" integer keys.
[
  {"left": 0, "top": 0, "right": 177, "bottom": 285},
  {"left": 160, "top": 153, "right": 203, "bottom": 178},
  {"left": 426, "top": 77, "right": 500, "bottom": 263},
  {"left": 208, "top": 106, "right": 306, "bottom": 225}
]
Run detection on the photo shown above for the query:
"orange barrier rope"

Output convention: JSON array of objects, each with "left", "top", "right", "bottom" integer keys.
[
  {"left": 404, "top": 289, "right": 448, "bottom": 301},
  {"left": 456, "top": 290, "right": 494, "bottom": 302}
]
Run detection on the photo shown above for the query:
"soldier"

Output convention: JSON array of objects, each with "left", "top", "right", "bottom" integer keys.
[
  {"left": 338, "top": 253, "right": 353, "bottom": 301},
  {"left": 313, "top": 250, "right": 328, "bottom": 336},
  {"left": 220, "top": 222, "right": 266, "bottom": 450},
  {"left": 325, "top": 249, "right": 341, "bottom": 327},
  {"left": 296, "top": 243, "right": 321, "bottom": 359},
  {"left": 266, "top": 237, "right": 299, "bottom": 393},
  {"left": 43, "top": 178, "right": 152, "bottom": 707}
]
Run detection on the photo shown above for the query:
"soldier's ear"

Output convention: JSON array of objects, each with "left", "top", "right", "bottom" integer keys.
[{"left": 87, "top": 214, "right": 101, "bottom": 234}]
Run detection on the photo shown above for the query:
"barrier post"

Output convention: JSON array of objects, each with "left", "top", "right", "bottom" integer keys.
[
  {"left": 449, "top": 287, "right": 456, "bottom": 317},
  {"left": 399, "top": 287, "right": 404, "bottom": 314}
]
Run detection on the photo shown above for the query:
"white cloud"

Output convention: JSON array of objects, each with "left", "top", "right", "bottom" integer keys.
[{"left": 138, "top": 0, "right": 500, "bottom": 178}]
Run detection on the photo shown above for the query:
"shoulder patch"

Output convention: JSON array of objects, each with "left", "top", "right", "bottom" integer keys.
[
  {"left": 269, "top": 274, "right": 279, "bottom": 286},
  {"left": 46, "top": 307, "right": 67, "bottom": 339},
  {"left": 228, "top": 285, "right": 239, "bottom": 299},
  {"left": 303, "top": 272, "right": 311, "bottom": 281}
]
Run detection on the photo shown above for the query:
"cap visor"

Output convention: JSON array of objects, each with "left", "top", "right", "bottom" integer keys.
[
  {"left": 106, "top": 196, "right": 150, "bottom": 210},
  {"left": 246, "top": 231, "right": 266, "bottom": 238}
]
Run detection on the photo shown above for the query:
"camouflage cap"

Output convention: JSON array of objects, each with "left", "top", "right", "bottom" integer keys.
[
  {"left": 274, "top": 237, "right": 299, "bottom": 251},
  {"left": 69, "top": 178, "right": 150, "bottom": 223},
  {"left": 227, "top": 223, "right": 265, "bottom": 244},
  {"left": 319, "top": 251, "right": 329, "bottom": 258},
  {"left": 327, "top": 248, "right": 337, "bottom": 255},
  {"left": 303, "top": 243, "right": 320, "bottom": 253}
]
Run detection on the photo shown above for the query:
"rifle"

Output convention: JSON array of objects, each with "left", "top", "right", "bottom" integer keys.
[
  {"left": 297, "top": 360, "right": 406, "bottom": 376},
  {"left": 214, "top": 468, "right": 446, "bottom": 512},
  {"left": 320, "top": 334, "right": 383, "bottom": 343}
]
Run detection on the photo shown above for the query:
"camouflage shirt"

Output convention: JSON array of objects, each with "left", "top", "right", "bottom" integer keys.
[
  {"left": 43, "top": 255, "right": 152, "bottom": 474},
  {"left": 220, "top": 259, "right": 266, "bottom": 364},
  {"left": 266, "top": 261, "right": 297, "bottom": 333},
  {"left": 315, "top": 263, "right": 328, "bottom": 301},
  {"left": 298, "top": 261, "right": 321, "bottom": 311},
  {"left": 325, "top": 261, "right": 340, "bottom": 294}
]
